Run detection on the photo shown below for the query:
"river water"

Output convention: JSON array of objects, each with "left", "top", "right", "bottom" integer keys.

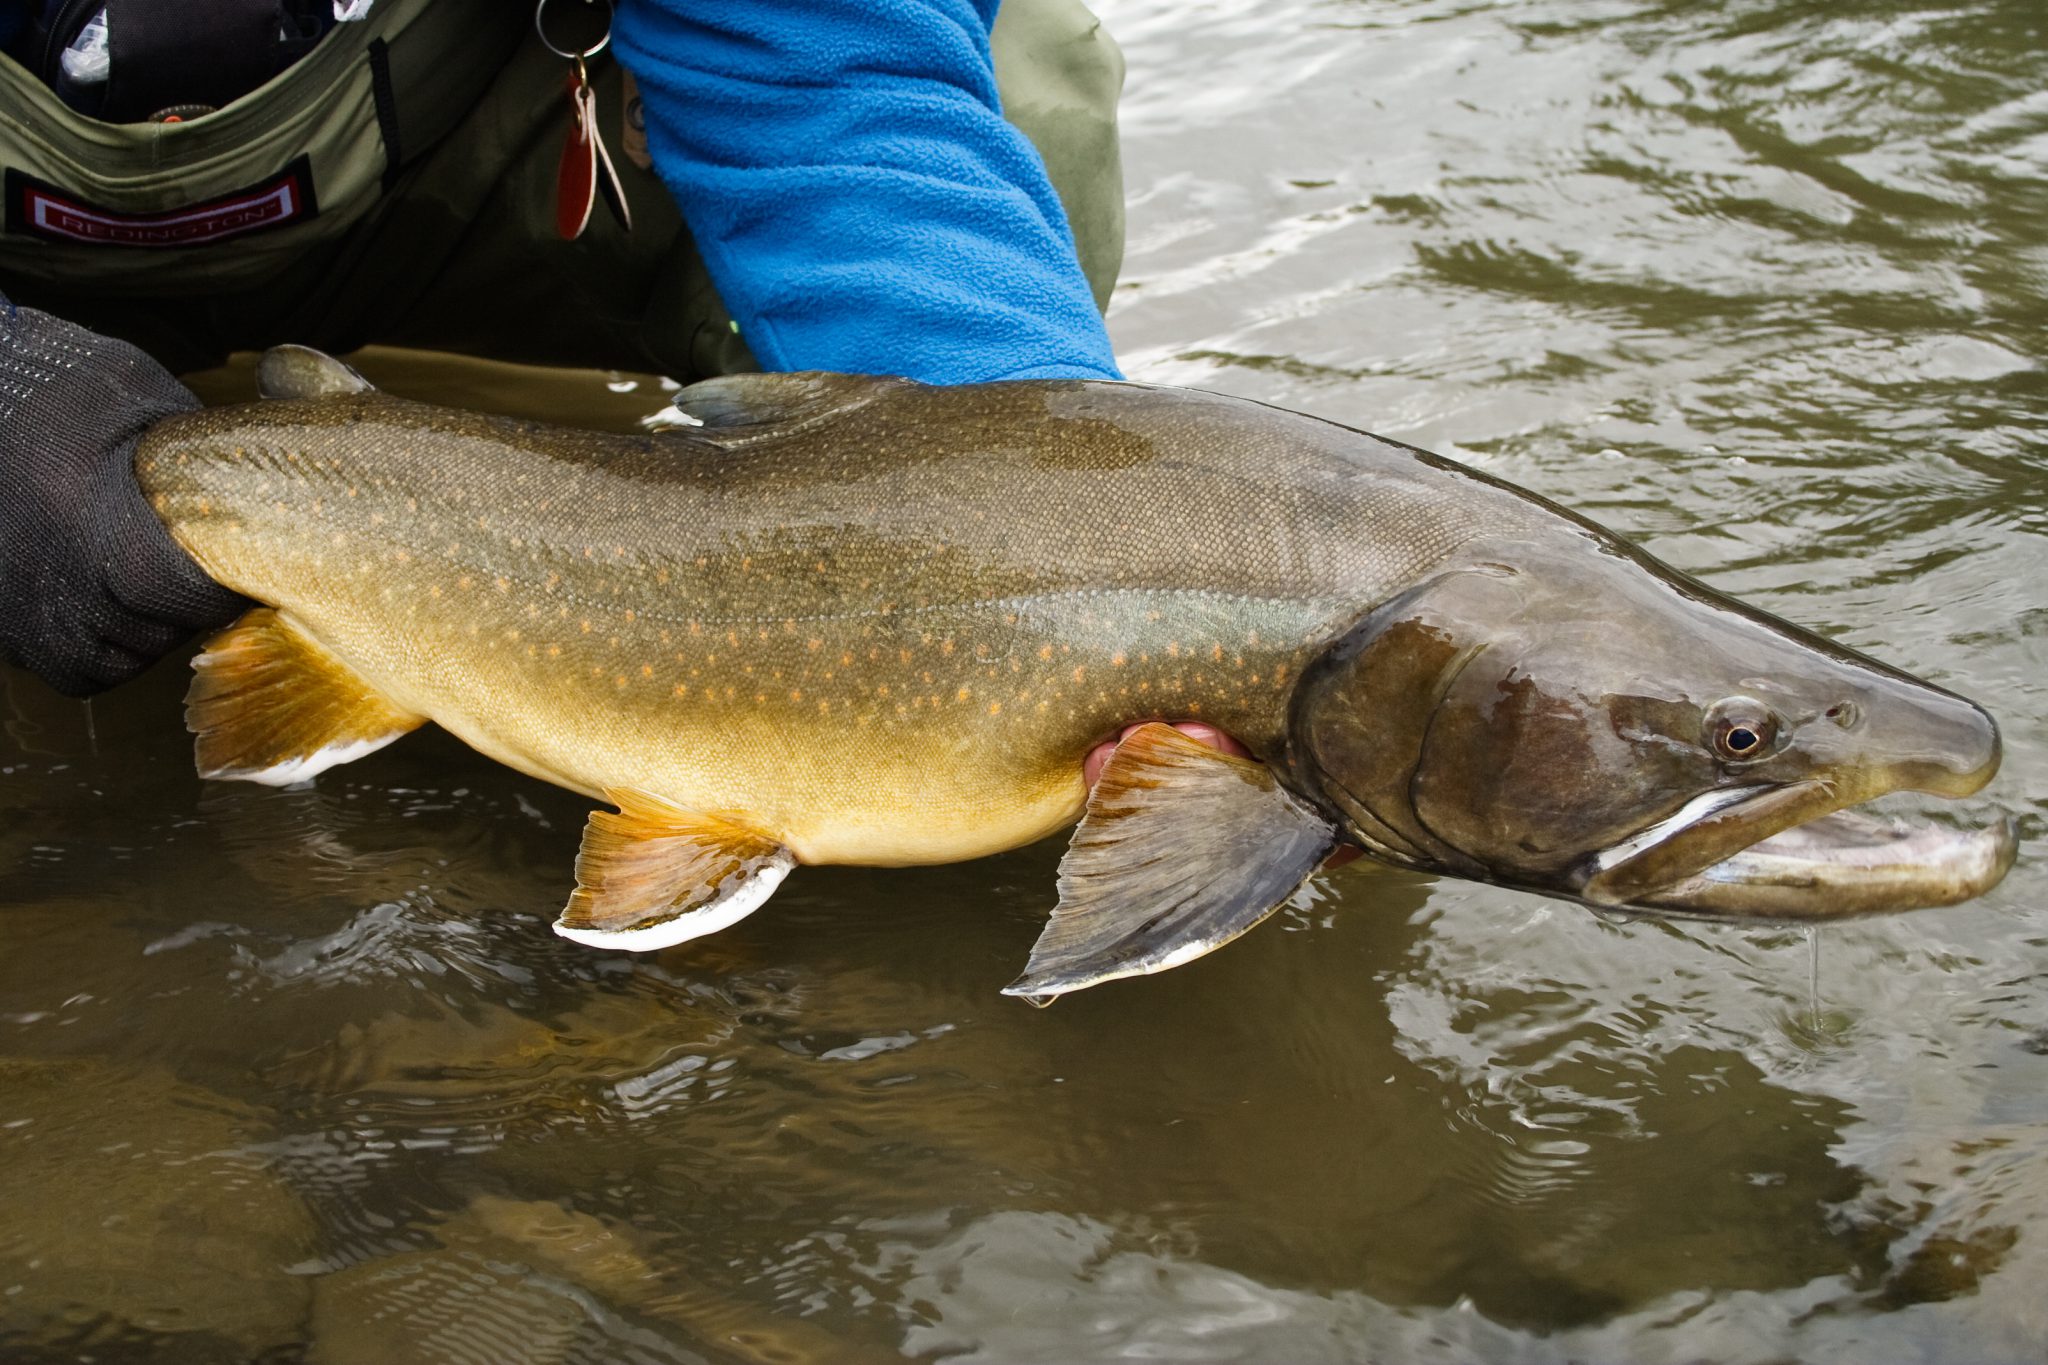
[{"left": 3, "top": 0, "right": 2044, "bottom": 1360}]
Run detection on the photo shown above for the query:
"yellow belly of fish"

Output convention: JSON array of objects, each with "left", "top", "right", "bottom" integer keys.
[
  {"left": 437, "top": 700, "right": 1091, "bottom": 867},
  {"left": 292, "top": 605, "right": 1096, "bottom": 868}
]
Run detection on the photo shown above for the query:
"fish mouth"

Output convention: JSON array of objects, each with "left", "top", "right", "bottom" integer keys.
[{"left": 1576, "top": 781, "right": 2018, "bottom": 921}]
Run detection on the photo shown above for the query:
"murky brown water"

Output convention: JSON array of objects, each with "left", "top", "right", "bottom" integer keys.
[{"left": 5, "top": 0, "right": 2046, "bottom": 1359}]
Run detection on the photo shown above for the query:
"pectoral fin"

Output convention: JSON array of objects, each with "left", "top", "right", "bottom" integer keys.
[
  {"left": 554, "top": 789, "right": 794, "bottom": 952},
  {"left": 186, "top": 608, "right": 423, "bottom": 785},
  {"left": 1003, "top": 723, "right": 1339, "bottom": 1003}
]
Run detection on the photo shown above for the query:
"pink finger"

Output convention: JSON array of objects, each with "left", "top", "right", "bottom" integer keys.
[{"left": 1083, "top": 720, "right": 1252, "bottom": 789}]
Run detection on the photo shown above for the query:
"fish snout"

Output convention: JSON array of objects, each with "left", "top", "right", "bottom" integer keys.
[{"left": 1877, "top": 688, "right": 2003, "bottom": 800}]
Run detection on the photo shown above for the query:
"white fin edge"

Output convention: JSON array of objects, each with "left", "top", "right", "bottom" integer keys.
[
  {"left": 552, "top": 849, "right": 795, "bottom": 953},
  {"left": 209, "top": 733, "right": 408, "bottom": 788}
]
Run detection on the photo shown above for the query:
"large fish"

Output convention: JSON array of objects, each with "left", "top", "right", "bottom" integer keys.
[{"left": 132, "top": 347, "right": 2016, "bottom": 1001}]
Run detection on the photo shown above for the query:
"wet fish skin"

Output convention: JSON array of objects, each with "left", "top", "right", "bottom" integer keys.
[
  {"left": 136, "top": 376, "right": 1546, "bottom": 866},
  {"left": 131, "top": 363, "right": 2013, "bottom": 994}
]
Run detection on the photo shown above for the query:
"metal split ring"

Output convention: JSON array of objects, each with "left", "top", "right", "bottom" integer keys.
[{"left": 535, "top": 0, "right": 613, "bottom": 62}]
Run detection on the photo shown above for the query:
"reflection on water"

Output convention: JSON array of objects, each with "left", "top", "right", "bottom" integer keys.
[{"left": 6, "top": 0, "right": 2046, "bottom": 1358}]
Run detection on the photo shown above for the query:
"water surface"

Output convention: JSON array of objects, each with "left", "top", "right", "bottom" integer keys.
[{"left": 4, "top": 0, "right": 2045, "bottom": 1359}]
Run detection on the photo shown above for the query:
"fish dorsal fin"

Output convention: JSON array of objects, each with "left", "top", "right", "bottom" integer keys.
[
  {"left": 554, "top": 789, "right": 794, "bottom": 952},
  {"left": 671, "top": 371, "right": 912, "bottom": 442},
  {"left": 187, "top": 608, "right": 424, "bottom": 785},
  {"left": 1002, "top": 724, "right": 1338, "bottom": 1004},
  {"left": 257, "top": 344, "right": 375, "bottom": 400}
]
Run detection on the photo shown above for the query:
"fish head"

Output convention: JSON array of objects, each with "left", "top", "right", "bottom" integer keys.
[{"left": 1288, "top": 536, "right": 2015, "bottom": 920}]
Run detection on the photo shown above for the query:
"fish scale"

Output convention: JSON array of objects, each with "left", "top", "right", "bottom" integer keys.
[
  {"left": 129, "top": 352, "right": 2013, "bottom": 997},
  {"left": 136, "top": 377, "right": 1518, "bottom": 864}
]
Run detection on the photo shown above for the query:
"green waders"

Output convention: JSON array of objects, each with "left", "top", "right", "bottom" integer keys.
[{"left": 0, "top": 0, "right": 1124, "bottom": 381}]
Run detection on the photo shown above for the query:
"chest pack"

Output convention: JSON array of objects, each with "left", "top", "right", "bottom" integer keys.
[{"left": 0, "top": 0, "right": 521, "bottom": 289}]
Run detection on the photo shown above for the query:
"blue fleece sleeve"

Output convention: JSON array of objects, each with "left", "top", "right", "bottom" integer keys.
[{"left": 612, "top": 0, "right": 1121, "bottom": 385}]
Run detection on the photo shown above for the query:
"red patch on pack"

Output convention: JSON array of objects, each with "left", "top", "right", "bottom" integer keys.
[{"left": 5, "top": 159, "right": 317, "bottom": 248}]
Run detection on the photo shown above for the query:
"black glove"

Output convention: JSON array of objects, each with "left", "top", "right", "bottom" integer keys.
[{"left": 0, "top": 301, "right": 248, "bottom": 697}]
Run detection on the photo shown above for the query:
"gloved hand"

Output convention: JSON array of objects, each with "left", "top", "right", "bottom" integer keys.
[{"left": 0, "top": 301, "right": 248, "bottom": 696}]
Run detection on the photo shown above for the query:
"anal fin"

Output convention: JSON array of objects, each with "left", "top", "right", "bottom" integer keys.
[
  {"left": 187, "top": 608, "right": 423, "bottom": 786},
  {"left": 1003, "top": 723, "right": 1338, "bottom": 1003},
  {"left": 555, "top": 789, "right": 794, "bottom": 952}
]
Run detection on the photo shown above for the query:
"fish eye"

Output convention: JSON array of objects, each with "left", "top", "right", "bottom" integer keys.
[{"left": 1705, "top": 696, "right": 1778, "bottom": 762}]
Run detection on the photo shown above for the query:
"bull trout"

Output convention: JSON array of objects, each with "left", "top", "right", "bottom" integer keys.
[{"left": 132, "top": 347, "right": 2016, "bottom": 1001}]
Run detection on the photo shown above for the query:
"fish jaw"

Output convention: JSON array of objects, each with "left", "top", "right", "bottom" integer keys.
[
  {"left": 1574, "top": 756, "right": 2016, "bottom": 921},
  {"left": 1632, "top": 807, "right": 2018, "bottom": 920}
]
